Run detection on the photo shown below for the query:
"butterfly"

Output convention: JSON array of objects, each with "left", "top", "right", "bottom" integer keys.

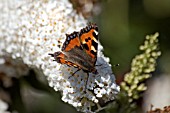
[{"left": 49, "top": 23, "right": 98, "bottom": 87}]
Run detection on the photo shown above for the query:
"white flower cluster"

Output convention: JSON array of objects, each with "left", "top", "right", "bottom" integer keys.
[{"left": 0, "top": 0, "right": 119, "bottom": 112}]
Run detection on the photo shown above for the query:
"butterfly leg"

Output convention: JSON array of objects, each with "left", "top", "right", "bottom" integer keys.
[
  {"left": 68, "top": 68, "right": 81, "bottom": 79},
  {"left": 84, "top": 73, "right": 89, "bottom": 91}
]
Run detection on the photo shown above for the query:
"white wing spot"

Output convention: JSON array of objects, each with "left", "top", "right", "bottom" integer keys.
[
  {"left": 82, "top": 40, "right": 86, "bottom": 44},
  {"left": 94, "top": 30, "right": 98, "bottom": 35},
  {"left": 91, "top": 46, "right": 96, "bottom": 52}
]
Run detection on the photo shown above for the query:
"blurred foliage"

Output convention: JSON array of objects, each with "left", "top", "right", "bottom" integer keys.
[
  {"left": 121, "top": 33, "right": 161, "bottom": 102},
  {"left": 1, "top": 69, "right": 79, "bottom": 113},
  {"left": 97, "top": 0, "right": 170, "bottom": 79},
  {"left": 115, "top": 33, "right": 160, "bottom": 113},
  {"left": 105, "top": 33, "right": 161, "bottom": 113}
]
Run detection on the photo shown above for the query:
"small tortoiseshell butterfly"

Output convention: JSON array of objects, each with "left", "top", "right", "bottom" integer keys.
[{"left": 49, "top": 23, "right": 98, "bottom": 81}]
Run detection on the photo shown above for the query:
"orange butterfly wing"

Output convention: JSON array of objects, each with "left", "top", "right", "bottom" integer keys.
[
  {"left": 49, "top": 23, "right": 98, "bottom": 73},
  {"left": 79, "top": 23, "right": 98, "bottom": 61},
  {"left": 62, "top": 32, "right": 82, "bottom": 52},
  {"left": 49, "top": 52, "right": 79, "bottom": 68}
]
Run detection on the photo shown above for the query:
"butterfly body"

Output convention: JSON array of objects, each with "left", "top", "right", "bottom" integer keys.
[{"left": 49, "top": 23, "right": 98, "bottom": 76}]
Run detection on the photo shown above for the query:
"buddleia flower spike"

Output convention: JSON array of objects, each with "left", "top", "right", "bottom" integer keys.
[{"left": 0, "top": 0, "right": 119, "bottom": 113}]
